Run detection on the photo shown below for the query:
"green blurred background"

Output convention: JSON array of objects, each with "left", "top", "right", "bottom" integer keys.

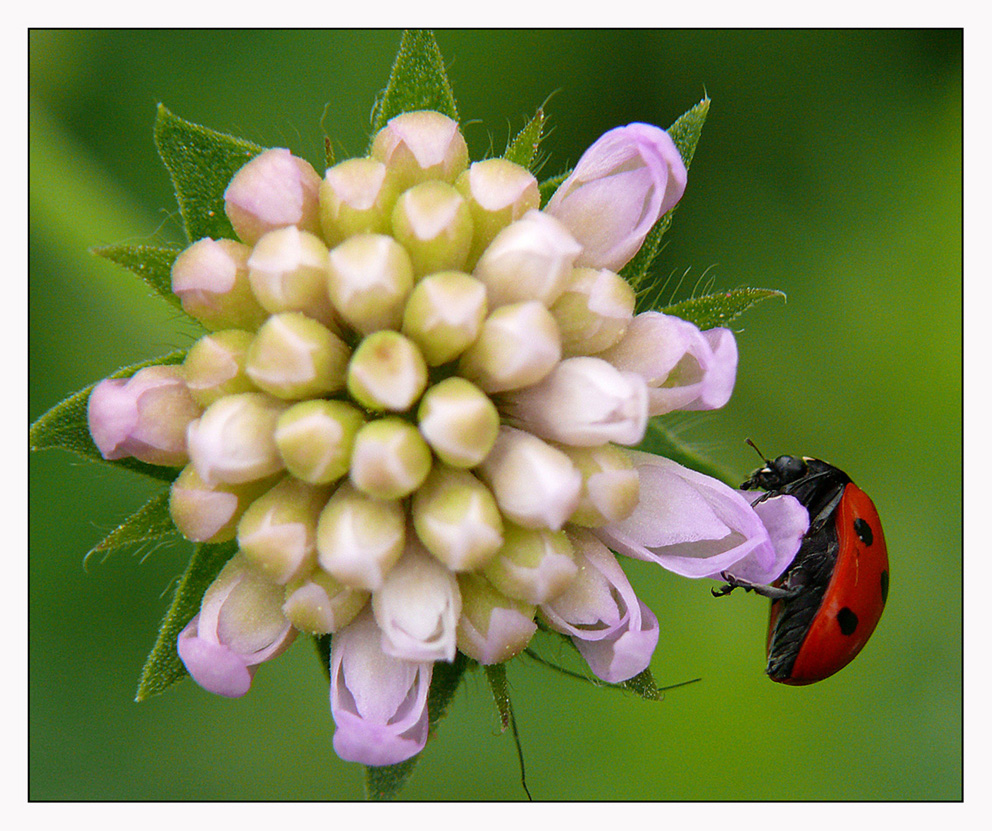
[{"left": 28, "top": 30, "right": 961, "bottom": 800}]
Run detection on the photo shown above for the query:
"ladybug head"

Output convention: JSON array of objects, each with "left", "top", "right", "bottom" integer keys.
[{"left": 743, "top": 454, "right": 809, "bottom": 491}]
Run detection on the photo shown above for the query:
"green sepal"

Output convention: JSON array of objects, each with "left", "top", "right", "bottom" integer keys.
[
  {"left": 484, "top": 662, "right": 513, "bottom": 732},
  {"left": 370, "top": 30, "right": 458, "bottom": 140},
  {"left": 313, "top": 633, "right": 332, "bottom": 680},
  {"left": 134, "top": 539, "right": 238, "bottom": 702},
  {"left": 637, "top": 418, "right": 736, "bottom": 488},
  {"left": 86, "top": 489, "right": 178, "bottom": 562},
  {"left": 29, "top": 350, "right": 188, "bottom": 482},
  {"left": 365, "top": 651, "right": 471, "bottom": 800},
  {"left": 660, "top": 287, "right": 786, "bottom": 330},
  {"left": 667, "top": 95, "right": 710, "bottom": 172},
  {"left": 154, "top": 104, "right": 264, "bottom": 244},
  {"left": 538, "top": 171, "right": 568, "bottom": 208},
  {"left": 504, "top": 105, "right": 547, "bottom": 171},
  {"left": 92, "top": 244, "right": 186, "bottom": 311}
]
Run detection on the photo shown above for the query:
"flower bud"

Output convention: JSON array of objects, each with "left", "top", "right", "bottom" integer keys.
[
  {"left": 477, "top": 426, "right": 582, "bottom": 531},
  {"left": 483, "top": 523, "right": 578, "bottom": 604},
  {"left": 371, "top": 110, "right": 469, "bottom": 192},
  {"left": 183, "top": 330, "right": 257, "bottom": 408},
  {"left": 545, "top": 123, "right": 687, "bottom": 272},
  {"left": 245, "top": 312, "right": 350, "bottom": 400},
  {"left": 87, "top": 365, "right": 202, "bottom": 467},
  {"left": 178, "top": 553, "right": 296, "bottom": 698},
  {"left": 223, "top": 148, "right": 322, "bottom": 245},
  {"left": 456, "top": 573, "right": 536, "bottom": 665},
  {"left": 186, "top": 392, "right": 288, "bottom": 485},
  {"left": 348, "top": 417, "right": 432, "bottom": 500},
  {"left": 326, "top": 234, "right": 414, "bottom": 334},
  {"left": 411, "top": 466, "right": 503, "bottom": 572},
  {"left": 549, "top": 267, "right": 635, "bottom": 356},
  {"left": 274, "top": 399, "right": 366, "bottom": 485},
  {"left": 473, "top": 210, "right": 581, "bottom": 309},
  {"left": 246, "top": 227, "right": 336, "bottom": 326},
  {"left": 282, "top": 568, "right": 369, "bottom": 634},
  {"left": 170, "top": 238, "right": 267, "bottom": 331},
  {"left": 560, "top": 444, "right": 641, "bottom": 527},
  {"left": 346, "top": 331, "right": 428, "bottom": 413},
  {"left": 458, "top": 301, "right": 561, "bottom": 393},
  {"left": 237, "top": 477, "right": 333, "bottom": 584},
  {"left": 501, "top": 357, "right": 648, "bottom": 447},
  {"left": 455, "top": 159, "right": 540, "bottom": 268},
  {"left": 319, "top": 158, "right": 396, "bottom": 247},
  {"left": 316, "top": 482, "right": 405, "bottom": 590},
  {"left": 169, "top": 464, "right": 277, "bottom": 543},
  {"left": 391, "top": 181, "right": 473, "bottom": 278},
  {"left": 401, "top": 271, "right": 488, "bottom": 366},
  {"left": 372, "top": 542, "right": 461, "bottom": 662},
  {"left": 416, "top": 377, "right": 499, "bottom": 468}
]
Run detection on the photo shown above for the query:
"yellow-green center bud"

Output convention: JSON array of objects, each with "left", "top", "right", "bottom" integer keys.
[
  {"left": 483, "top": 523, "right": 578, "bottom": 604},
  {"left": 456, "top": 573, "right": 537, "bottom": 665},
  {"left": 282, "top": 567, "right": 370, "bottom": 634},
  {"left": 559, "top": 443, "right": 641, "bottom": 527},
  {"left": 319, "top": 158, "right": 397, "bottom": 247},
  {"left": 549, "top": 267, "right": 636, "bottom": 356},
  {"left": 326, "top": 234, "right": 414, "bottom": 334},
  {"left": 246, "top": 227, "right": 336, "bottom": 327},
  {"left": 348, "top": 417, "right": 432, "bottom": 500},
  {"left": 274, "top": 399, "right": 366, "bottom": 485},
  {"left": 417, "top": 377, "right": 499, "bottom": 468},
  {"left": 401, "top": 271, "right": 488, "bottom": 366},
  {"left": 391, "top": 181, "right": 473, "bottom": 278},
  {"left": 346, "top": 330, "right": 428, "bottom": 412},
  {"left": 183, "top": 329, "right": 257, "bottom": 408},
  {"left": 245, "top": 312, "right": 350, "bottom": 400}
]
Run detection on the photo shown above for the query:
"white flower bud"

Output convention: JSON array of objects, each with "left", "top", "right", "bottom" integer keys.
[
  {"left": 411, "top": 466, "right": 504, "bottom": 572},
  {"left": 169, "top": 464, "right": 276, "bottom": 543},
  {"left": 237, "top": 477, "right": 333, "bottom": 584},
  {"left": 456, "top": 573, "right": 536, "bottom": 665},
  {"left": 316, "top": 482, "right": 406, "bottom": 590},
  {"left": 346, "top": 331, "right": 428, "bottom": 413},
  {"left": 371, "top": 110, "right": 469, "bottom": 192},
  {"left": 245, "top": 313, "right": 350, "bottom": 400},
  {"left": 186, "top": 392, "right": 288, "bottom": 485},
  {"left": 326, "top": 234, "right": 414, "bottom": 335},
  {"left": 246, "top": 227, "right": 336, "bottom": 326},
  {"left": 477, "top": 426, "right": 582, "bottom": 531},
  {"left": 282, "top": 568, "right": 369, "bottom": 634},
  {"left": 183, "top": 330, "right": 257, "bottom": 408},
  {"left": 416, "top": 377, "right": 499, "bottom": 468},
  {"left": 473, "top": 210, "right": 581, "bottom": 309},
  {"left": 274, "top": 399, "right": 366, "bottom": 485},
  {"left": 391, "top": 181, "right": 473, "bottom": 278},
  {"left": 319, "top": 158, "right": 397, "bottom": 247},
  {"left": 483, "top": 523, "right": 578, "bottom": 604},
  {"left": 372, "top": 543, "right": 461, "bottom": 662},
  {"left": 549, "top": 267, "right": 635, "bottom": 356},
  {"left": 559, "top": 444, "right": 641, "bottom": 527},
  {"left": 170, "top": 238, "right": 267, "bottom": 331},
  {"left": 455, "top": 159, "right": 540, "bottom": 268},
  {"left": 458, "top": 301, "right": 561, "bottom": 393},
  {"left": 401, "top": 271, "right": 488, "bottom": 366},
  {"left": 348, "top": 417, "right": 432, "bottom": 500}
]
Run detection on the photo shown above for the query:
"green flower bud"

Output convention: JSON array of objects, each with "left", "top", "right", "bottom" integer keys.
[
  {"left": 371, "top": 110, "right": 469, "bottom": 193},
  {"left": 319, "top": 158, "right": 397, "bottom": 247},
  {"left": 417, "top": 377, "right": 499, "bottom": 468},
  {"left": 349, "top": 417, "right": 432, "bottom": 500},
  {"left": 549, "top": 267, "right": 636, "bottom": 356},
  {"left": 391, "top": 181, "right": 473, "bottom": 278},
  {"left": 246, "top": 227, "right": 336, "bottom": 327},
  {"left": 245, "top": 312, "right": 350, "bottom": 400},
  {"left": 183, "top": 329, "right": 257, "bottom": 408},
  {"left": 274, "top": 399, "right": 366, "bottom": 485},
  {"left": 316, "top": 482, "right": 405, "bottom": 590},
  {"left": 169, "top": 464, "right": 277, "bottom": 543},
  {"left": 401, "top": 271, "right": 488, "bottom": 365},
  {"left": 411, "top": 466, "right": 503, "bottom": 572},
  {"left": 326, "top": 234, "right": 414, "bottom": 335},
  {"left": 483, "top": 523, "right": 577, "bottom": 604},
  {"left": 456, "top": 572, "right": 537, "bottom": 665},
  {"left": 346, "top": 330, "right": 428, "bottom": 412},
  {"left": 282, "top": 568, "right": 369, "bottom": 634},
  {"left": 170, "top": 238, "right": 267, "bottom": 331},
  {"left": 558, "top": 443, "right": 641, "bottom": 527}
]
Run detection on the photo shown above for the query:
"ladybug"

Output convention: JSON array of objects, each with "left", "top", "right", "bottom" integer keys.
[{"left": 713, "top": 449, "right": 889, "bottom": 685}]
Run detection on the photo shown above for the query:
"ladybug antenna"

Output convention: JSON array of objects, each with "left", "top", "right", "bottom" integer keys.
[{"left": 745, "top": 438, "right": 769, "bottom": 464}]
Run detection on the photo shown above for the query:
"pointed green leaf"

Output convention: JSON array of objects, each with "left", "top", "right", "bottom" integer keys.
[
  {"left": 92, "top": 244, "right": 185, "bottom": 311},
  {"left": 484, "top": 663, "right": 512, "bottom": 732},
  {"left": 667, "top": 96, "right": 710, "bottom": 173},
  {"left": 662, "top": 287, "right": 785, "bottom": 330},
  {"left": 29, "top": 350, "right": 187, "bottom": 482},
  {"left": 154, "top": 104, "right": 264, "bottom": 243},
  {"left": 504, "top": 106, "right": 547, "bottom": 171},
  {"left": 638, "top": 418, "right": 736, "bottom": 487},
  {"left": 365, "top": 652, "right": 470, "bottom": 800},
  {"left": 538, "top": 171, "right": 569, "bottom": 208},
  {"left": 134, "top": 539, "right": 238, "bottom": 701},
  {"left": 370, "top": 30, "right": 458, "bottom": 137},
  {"left": 87, "top": 489, "right": 178, "bottom": 560}
]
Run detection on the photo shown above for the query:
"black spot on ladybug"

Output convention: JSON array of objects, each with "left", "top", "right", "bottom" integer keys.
[
  {"left": 836, "top": 607, "right": 859, "bottom": 636},
  {"left": 880, "top": 570, "right": 889, "bottom": 605},
  {"left": 853, "top": 518, "right": 873, "bottom": 545}
]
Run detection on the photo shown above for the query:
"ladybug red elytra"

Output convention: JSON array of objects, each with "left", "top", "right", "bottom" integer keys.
[{"left": 714, "top": 451, "right": 889, "bottom": 685}]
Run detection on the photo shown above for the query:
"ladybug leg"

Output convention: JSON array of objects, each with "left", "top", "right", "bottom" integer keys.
[{"left": 711, "top": 572, "right": 801, "bottom": 601}]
